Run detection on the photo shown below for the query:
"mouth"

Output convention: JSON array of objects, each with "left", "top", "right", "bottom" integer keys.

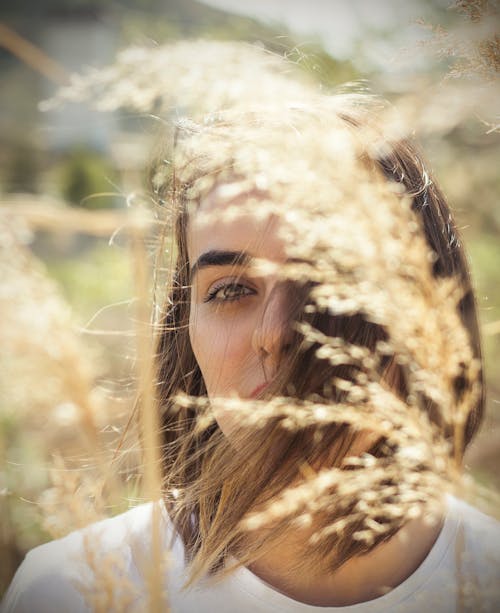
[{"left": 249, "top": 382, "right": 270, "bottom": 398}]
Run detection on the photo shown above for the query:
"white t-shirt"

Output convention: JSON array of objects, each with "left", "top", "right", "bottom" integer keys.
[{"left": 1, "top": 496, "right": 499, "bottom": 612}]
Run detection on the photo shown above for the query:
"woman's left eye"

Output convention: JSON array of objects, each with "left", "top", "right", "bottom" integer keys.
[{"left": 204, "top": 282, "right": 255, "bottom": 304}]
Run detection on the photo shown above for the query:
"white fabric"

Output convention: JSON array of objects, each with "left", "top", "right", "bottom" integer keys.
[{"left": 2, "top": 496, "right": 499, "bottom": 612}]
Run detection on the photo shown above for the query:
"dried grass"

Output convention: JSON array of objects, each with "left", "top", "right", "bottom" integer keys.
[{"left": 1, "top": 4, "right": 499, "bottom": 607}]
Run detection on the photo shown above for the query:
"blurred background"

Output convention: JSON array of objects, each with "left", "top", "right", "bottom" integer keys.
[{"left": 1, "top": 0, "right": 499, "bottom": 595}]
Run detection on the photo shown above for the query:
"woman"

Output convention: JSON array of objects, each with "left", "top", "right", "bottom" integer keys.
[{"left": 2, "top": 92, "right": 499, "bottom": 611}]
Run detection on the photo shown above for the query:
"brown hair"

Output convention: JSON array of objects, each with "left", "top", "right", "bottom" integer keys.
[{"left": 153, "top": 97, "right": 483, "bottom": 582}]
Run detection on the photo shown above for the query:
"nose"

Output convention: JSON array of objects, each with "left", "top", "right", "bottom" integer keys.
[{"left": 251, "top": 284, "right": 292, "bottom": 372}]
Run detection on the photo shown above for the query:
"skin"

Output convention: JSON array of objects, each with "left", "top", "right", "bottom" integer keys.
[
  {"left": 188, "top": 188, "right": 291, "bottom": 435},
  {"left": 187, "top": 187, "right": 444, "bottom": 606}
]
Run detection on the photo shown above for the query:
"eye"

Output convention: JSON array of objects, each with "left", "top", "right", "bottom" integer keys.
[{"left": 204, "top": 281, "right": 256, "bottom": 304}]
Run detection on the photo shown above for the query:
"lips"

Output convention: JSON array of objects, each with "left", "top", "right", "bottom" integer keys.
[{"left": 249, "top": 383, "right": 269, "bottom": 398}]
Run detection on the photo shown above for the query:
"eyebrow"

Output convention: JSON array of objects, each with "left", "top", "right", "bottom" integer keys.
[{"left": 190, "top": 250, "right": 251, "bottom": 280}]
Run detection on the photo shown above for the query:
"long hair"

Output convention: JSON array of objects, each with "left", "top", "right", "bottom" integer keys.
[{"left": 153, "top": 96, "right": 484, "bottom": 582}]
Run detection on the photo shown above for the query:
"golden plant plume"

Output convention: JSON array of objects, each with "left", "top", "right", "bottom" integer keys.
[
  {"left": 1, "top": 25, "right": 498, "bottom": 607},
  {"left": 413, "top": 0, "right": 499, "bottom": 132},
  {"left": 0, "top": 214, "right": 100, "bottom": 448}
]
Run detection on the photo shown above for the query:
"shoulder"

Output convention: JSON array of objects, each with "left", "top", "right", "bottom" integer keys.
[
  {"left": 1, "top": 503, "right": 180, "bottom": 613},
  {"left": 448, "top": 495, "right": 500, "bottom": 558},
  {"left": 446, "top": 496, "right": 500, "bottom": 608}
]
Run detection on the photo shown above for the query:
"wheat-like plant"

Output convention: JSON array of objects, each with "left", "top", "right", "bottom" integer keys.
[{"left": 1, "top": 7, "right": 499, "bottom": 606}]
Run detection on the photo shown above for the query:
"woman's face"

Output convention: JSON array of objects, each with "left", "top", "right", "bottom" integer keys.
[{"left": 187, "top": 188, "right": 290, "bottom": 433}]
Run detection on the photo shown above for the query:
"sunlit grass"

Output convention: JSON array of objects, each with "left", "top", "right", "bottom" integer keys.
[{"left": 1, "top": 1, "right": 499, "bottom": 604}]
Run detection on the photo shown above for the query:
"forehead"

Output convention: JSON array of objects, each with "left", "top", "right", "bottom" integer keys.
[{"left": 187, "top": 186, "right": 288, "bottom": 265}]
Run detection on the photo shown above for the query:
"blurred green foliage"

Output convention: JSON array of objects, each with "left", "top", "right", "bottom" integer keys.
[
  {"left": 58, "top": 149, "right": 118, "bottom": 209},
  {"left": 46, "top": 240, "right": 132, "bottom": 320},
  {"left": 468, "top": 234, "right": 500, "bottom": 402}
]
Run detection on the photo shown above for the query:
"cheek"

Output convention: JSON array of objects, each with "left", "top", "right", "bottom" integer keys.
[{"left": 189, "top": 305, "right": 251, "bottom": 394}]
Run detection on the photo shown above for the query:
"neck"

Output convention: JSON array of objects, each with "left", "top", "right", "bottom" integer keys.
[{"left": 247, "top": 508, "right": 444, "bottom": 607}]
